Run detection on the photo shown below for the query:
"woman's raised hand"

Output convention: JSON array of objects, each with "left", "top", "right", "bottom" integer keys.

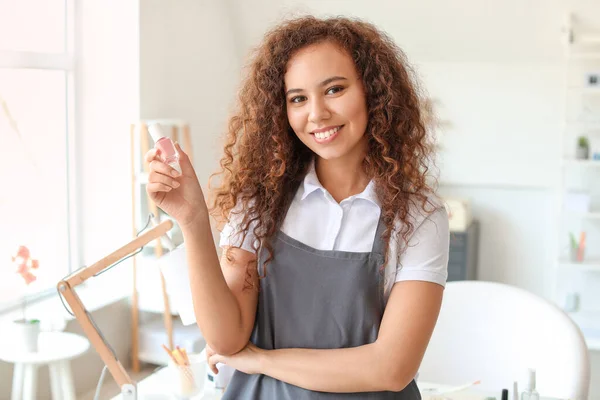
[{"left": 145, "top": 143, "right": 207, "bottom": 228}]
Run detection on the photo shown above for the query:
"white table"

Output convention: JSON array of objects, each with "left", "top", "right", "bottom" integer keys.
[
  {"left": 0, "top": 331, "right": 90, "bottom": 400},
  {"left": 111, "top": 365, "right": 221, "bottom": 399},
  {"left": 112, "top": 371, "right": 564, "bottom": 400},
  {"left": 419, "top": 382, "right": 562, "bottom": 400}
]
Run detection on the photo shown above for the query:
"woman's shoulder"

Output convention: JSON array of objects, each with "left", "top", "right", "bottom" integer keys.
[
  {"left": 218, "top": 196, "right": 260, "bottom": 250},
  {"left": 395, "top": 194, "right": 448, "bottom": 235}
]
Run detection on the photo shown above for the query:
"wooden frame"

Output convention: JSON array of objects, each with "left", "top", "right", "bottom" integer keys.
[{"left": 57, "top": 219, "right": 173, "bottom": 388}]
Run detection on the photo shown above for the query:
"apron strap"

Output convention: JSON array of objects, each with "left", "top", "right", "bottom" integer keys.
[{"left": 370, "top": 213, "right": 388, "bottom": 259}]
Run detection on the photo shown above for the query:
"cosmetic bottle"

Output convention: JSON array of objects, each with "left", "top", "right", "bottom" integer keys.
[
  {"left": 520, "top": 369, "right": 539, "bottom": 400},
  {"left": 148, "top": 123, "right": 182, "bottom": 173}
]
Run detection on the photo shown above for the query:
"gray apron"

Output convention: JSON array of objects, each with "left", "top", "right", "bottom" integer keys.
[{"left": 222, "top": 216, "right": 421, "bottom": 399}]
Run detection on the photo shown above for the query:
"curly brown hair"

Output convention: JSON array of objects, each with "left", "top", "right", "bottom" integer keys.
[{"left": 209, "top": 15, "right": 438, "bottom": 280}]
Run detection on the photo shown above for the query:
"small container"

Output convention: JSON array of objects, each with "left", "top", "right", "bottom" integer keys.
[
  {"left": 148, "top": 123, "right": 182, "bottom": 173},
  {"left": 570, "top": 246, "right": 584, "bottom": 263},
  {"left": 576, "top": 146, "right": 589, "bottom": 160},
  {"left": 167, "top": 353, "right": 207, "bottom": 399},
  {"left": 11, "top": 319, "right": 40, "bottom": 352},
  {"left": 564, "top": 292, "right": 580, "bottom": 313}
]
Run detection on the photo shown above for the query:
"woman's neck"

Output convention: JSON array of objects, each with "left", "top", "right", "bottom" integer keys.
[{"left": 315, "top": 156, "right": 370, "bottom": 203}]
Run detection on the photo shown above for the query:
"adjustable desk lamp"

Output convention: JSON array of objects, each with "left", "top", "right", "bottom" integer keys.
[{"left": 57, "top": 219, "right": 174, "bottom": 399}]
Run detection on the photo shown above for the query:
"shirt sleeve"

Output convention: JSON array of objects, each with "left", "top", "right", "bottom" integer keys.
[
  {"left": 218, "top": 201, "right": 259, "bottom": 253},
  {"left": 394, "top": 205, "right": 450, "bottom": 287}
]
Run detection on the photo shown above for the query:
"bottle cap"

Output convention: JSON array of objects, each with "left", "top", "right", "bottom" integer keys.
[
  {"left": 148, "top": 123, "right": 164, "bottom": 143},
  {"left": 527, "top": 368, "right": 536, "bottom": 391}
]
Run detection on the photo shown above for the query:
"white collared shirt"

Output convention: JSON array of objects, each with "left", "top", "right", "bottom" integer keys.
[{"left": 219, "top": 162, "right": 449, "bottom": 303}]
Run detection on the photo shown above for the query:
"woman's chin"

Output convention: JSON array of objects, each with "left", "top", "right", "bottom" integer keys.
[
  {"left": 312, "top": 149, "right": 346, "bottom": 161},
  {"left": 311, "top": 140, "right": 367, "bottom": 163}
]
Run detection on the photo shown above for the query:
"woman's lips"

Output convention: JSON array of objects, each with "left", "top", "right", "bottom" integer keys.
[{"left": 311, "top": 125, "right": 343, "bottom": 144}]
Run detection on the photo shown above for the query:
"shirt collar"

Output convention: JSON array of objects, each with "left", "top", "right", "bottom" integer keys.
[{"left": 300, "top": 159, "right": 381, "bottom": 207}]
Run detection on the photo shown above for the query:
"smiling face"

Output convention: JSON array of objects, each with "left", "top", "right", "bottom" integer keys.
[{"left": 284, "top": 41, "right": 369, "bottom": 163}]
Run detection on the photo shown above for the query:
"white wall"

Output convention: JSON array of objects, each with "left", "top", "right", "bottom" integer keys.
[
  {"left": 139, "top": 0, "right": 241, "bottom": 190},
  {"left": 77, "top": 0, "right": 141, "bottom": 266},
  {"left": 437, "top": 186, "right": 556, "bottom": 293}
]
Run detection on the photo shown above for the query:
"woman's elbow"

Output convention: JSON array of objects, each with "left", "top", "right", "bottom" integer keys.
[
  {"left": 380, "top": 363, "right": 417, "bottom": 392},
  {"left": 383, "top": 374, "right": 414, "bottom": 392},
  {"left": 383, "top": 375, "right": 413, "bottom": 393}
]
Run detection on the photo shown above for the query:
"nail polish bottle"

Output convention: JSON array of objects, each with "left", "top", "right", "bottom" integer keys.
[
  {"left": 148, "top": 123, "right": 182, "bottom": 173},
  {"left": 520, "top": 369, "right": 539, "bottom": 400}
]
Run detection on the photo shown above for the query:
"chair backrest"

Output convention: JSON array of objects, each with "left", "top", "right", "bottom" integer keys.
[{"left": 419, "top": 281, "right": 590, "bottom": 400}]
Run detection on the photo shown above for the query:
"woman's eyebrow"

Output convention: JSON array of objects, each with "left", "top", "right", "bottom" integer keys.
[
  {"left": 320, "top": 76, "right": 348, "bottom": 87},
  {"left": 285, "top": 76, "right": 348, "bottom": 96}
]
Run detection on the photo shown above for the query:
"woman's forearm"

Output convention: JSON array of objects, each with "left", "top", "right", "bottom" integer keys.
[
  {"left": 260, "top": 344, "right": 405, "bottom": 393},
  {"left": 181, "top": 213, "right": 245, "bottom": 355}
]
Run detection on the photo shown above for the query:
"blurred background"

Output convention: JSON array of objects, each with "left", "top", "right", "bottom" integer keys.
[{"left": 0, "top": 0, "right": 600, "bottom": 399}]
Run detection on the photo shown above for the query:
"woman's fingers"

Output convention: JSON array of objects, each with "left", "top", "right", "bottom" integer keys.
[
  {"left": 208, "top": 354, "right": 222, "bottom": 375},
  {"left": 174, "top": 143, "right": 195, "bottom": 177},
  {"left": 144, "top": 148, "right": 161, "bottom": 164},
  {"left": 146, "top": 182, "right": 174, "bottom": 194},
  {"left": 209, "top": 359, "right": 219, "bottom": 374},
  {"left": 145, "top": 148, "right": 181, "bottom": 177},
  {"left": 149, "top": 159, "right": 181, "bottom": 178},
  {"left": 148, "top": 170, "right": 180, "bottom": 189},
  {"left": 175, "top": 142, "right": 187, "bottom": 160},
  {"left": 205, "top": 345, "right": 219, "bottom": 374},
  {"left": 146, "top": 158, "right": 181, "bottom": 194}
]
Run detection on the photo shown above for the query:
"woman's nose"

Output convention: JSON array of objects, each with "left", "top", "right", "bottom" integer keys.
[{"left": 308, "top": 97, "right": 331, "bottom": 124}]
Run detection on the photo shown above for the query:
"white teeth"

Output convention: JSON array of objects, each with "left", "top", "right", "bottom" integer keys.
[{"left": 314, "top": 126, "right": 340, "bottom": 140}]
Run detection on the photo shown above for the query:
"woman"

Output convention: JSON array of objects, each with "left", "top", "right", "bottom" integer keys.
[{"left": 146, "top": 16, "right": 449, "bottom": 399}]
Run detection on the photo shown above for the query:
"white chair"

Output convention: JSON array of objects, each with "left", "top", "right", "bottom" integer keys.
[{"left": 419, "top": 281, "right": 590, "bottom": 400}]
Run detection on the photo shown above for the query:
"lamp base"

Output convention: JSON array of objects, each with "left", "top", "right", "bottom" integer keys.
[{"left": 121, "top": 384, "right": 136, "bottom": 400}]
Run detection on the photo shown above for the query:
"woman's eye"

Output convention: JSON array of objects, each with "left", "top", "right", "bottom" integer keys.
[
  {"left": 290, "top": 95, "right": 307, "bottom": 104},
  {"left": 326, "top": 86, "right": 344, "bottom": 95}
]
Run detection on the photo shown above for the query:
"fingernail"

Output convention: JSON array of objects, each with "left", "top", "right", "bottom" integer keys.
[
  {"left": 173, "top": 180, "right": 180, "bottom": 188},
  {"left": 171, "top": 170, "right": 180, "bottom": 177}
]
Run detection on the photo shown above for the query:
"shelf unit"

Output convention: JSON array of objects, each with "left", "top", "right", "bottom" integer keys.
[
  {"left": 554, "top": 14, "right": 600, "bottom": 352},
  {"left": 562, "top": 159, "right": 600, "bottom": 167},
  {"left": 558, "top": 259, "right": 600, "bottom": 272},
  {"left": 129, "top": 120, "right": 194, "bottom": 371},
  {"left": 564, "top": 212, "right": 600, "bottom": 220}
]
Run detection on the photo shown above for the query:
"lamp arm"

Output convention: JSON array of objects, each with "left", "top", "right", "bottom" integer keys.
[
  {"left": 65, "top": 219, "right": 173, "bottom": 287},
  {"left": 57, "top": 219, "right": 174, "bottom": 390}
]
